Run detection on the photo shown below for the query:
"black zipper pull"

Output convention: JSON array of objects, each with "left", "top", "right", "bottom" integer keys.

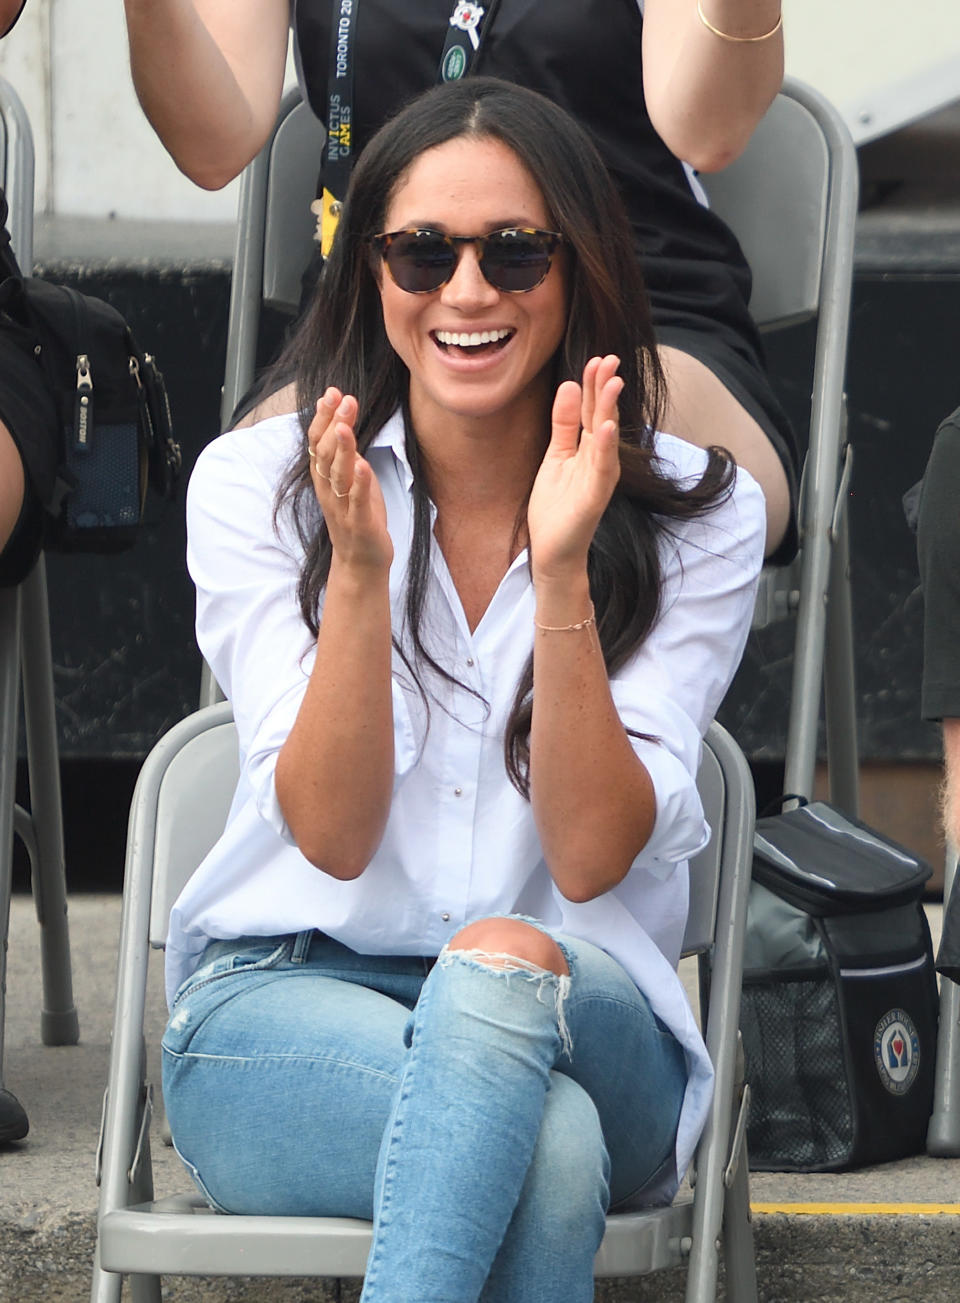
[
  {"left": 74, "top": 353, "right": 93, "bottom": 451},
  {"left": 131, "top": 354, "right": 156, "bottom": 444}
]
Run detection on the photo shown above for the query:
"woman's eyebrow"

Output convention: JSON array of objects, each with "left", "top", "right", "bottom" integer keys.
[{"left": 386, "top": 218, "right": 543, "bottom": 233}]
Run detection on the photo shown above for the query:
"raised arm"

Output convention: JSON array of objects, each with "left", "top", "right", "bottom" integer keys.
[
  {"left": 641, "top": 0, "right": 784, "bottom": 172},
  {"left": 122, "top": 0, "right": 289, "bottom": 189},
  {"left": 527, "top": 356, "right": 658, "bottom": 902},
  {"left": 274, "top": 391, "right": 396, "bottom": 878},
  {"left": 527, "top": 356, "right": 765, "bottom": 903}
]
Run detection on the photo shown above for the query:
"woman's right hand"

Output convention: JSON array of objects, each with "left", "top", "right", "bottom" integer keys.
[{"left": 309, "top": 389, "right": 393, "bottom": 574}]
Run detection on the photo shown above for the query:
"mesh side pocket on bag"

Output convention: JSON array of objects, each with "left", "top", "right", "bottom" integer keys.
[{"left": 741, "top": 970, "right": 854, "bottom": 1170}]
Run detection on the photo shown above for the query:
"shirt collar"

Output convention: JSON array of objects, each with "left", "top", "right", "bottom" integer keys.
[{"left": 366, "top": 408, "right": 414, "bottom": 493}]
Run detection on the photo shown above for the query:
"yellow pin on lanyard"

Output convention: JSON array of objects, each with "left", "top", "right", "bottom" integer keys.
[{"left": 312, "top": 191, "right": 344, "bottom": 258}]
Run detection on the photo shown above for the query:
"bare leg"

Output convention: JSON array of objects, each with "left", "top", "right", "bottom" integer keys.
[
  {"left": 658, "top": 345, "right": 790, "bottom": 559},
  {"left": 941, "top": 718, "right": 960, "bottom": 851},
  {"left": 447, "top": 915, "right": 570, "bottom": 974},
  {"left": 0, "top": 418, "right": 25, "bottom": 552}
]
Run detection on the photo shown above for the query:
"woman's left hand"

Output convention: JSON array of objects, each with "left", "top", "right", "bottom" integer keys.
[{"left": 527, "top": 354, "right": 623, "bottom": 582}]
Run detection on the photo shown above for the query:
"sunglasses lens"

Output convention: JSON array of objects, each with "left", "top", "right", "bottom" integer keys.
[
  {"left": 386, "top": 231, "right": 455, "bottom": 293},
  {"left": 481, "top": 231, "right": 554, "bottom": 292}
]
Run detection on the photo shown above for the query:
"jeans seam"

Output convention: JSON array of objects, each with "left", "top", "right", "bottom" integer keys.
[{"left": 364, "top": 968, "right": 432, "bottom": 1294}]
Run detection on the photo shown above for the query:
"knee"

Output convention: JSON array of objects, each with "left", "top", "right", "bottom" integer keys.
[
  {"left": 524, "top": 1075, "right": 609, "bottom": 1233},
  {"left": 446, "top": 917, "right": 569, "bottom": 976}
]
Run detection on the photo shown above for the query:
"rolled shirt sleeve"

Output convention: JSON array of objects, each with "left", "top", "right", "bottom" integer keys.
[{"left": 610, "top": 446, "right": 766, "bottom": 871}]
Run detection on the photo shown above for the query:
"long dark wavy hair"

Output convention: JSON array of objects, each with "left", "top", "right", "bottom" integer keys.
[{"left": 270, "top": 76, "right": 734, "bottom": 795}]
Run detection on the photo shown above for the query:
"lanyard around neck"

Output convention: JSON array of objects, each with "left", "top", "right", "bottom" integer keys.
[
  {"left": 317, "top": 0, "right": 502, "bottom": 256},
  {"left": 318, "top": 0, "right": 358, "bottom": 256}
]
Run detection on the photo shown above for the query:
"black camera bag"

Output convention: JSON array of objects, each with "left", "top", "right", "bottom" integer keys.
[
  {"left": 0, "top": 268, "right": 180, "bottom": 552},
  {"left": 741, "top": 801, "right": 938, "bottom": 1171}
]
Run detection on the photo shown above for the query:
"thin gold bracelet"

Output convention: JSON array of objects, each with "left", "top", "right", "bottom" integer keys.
[
  {"left": 534, "top": 602, "right": 596, "bottom": 634},
  {"left": 696, "top": 0, "right": 782, "bottom": 42}
]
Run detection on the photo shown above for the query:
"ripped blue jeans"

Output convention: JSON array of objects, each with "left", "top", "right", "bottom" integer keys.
[{"left": 161, "top": 922, "right": 687, "bottom": 1303}]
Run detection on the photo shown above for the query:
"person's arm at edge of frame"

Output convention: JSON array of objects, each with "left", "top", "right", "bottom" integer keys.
[
  {"left": 274, "top": 392, "right": 396, "bottom": 880},
  {"left": 122, "top": 0, "right": 289, "bottom": 189},
  {"left": 1, "top": 0, "right": 25, "bottom": 38},
  {"left": 641, "top": 0, "right": 784, "bottom": 172},
  {"left": 528, "top": 357, "right": 659, "bottom": 904}
]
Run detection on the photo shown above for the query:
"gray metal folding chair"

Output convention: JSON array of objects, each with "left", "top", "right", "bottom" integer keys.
[
  {"left": 0, "top": 75, "right": 79, "bottom": 1141},
  {"left": 701, "top": 76, "right": 860, "bottom": 814},
  {"left": 92, "top": 709, "right": 757, "bottom": 1302}
]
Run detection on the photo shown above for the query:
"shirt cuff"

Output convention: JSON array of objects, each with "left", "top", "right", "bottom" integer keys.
[{"left": 630, "top": 737, "right": 708, "bottom": 877}]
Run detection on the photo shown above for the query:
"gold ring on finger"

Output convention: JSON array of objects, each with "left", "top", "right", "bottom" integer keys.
[{"left": 333, "top": 486, "right": 349, "bottom": 499}]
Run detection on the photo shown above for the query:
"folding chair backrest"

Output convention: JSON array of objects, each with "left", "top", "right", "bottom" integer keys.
[
  {"left": 703, "top": 77, "right": 860, "bottom": 813},
  {"left": 701, "top": 83, "right": 829, "bottom": 330},
  {"left": 147, "top": 706, "right": 239, "bottom": 947},
  {"left": 262, "top": 100, "right": 326, "bottom": 314}
]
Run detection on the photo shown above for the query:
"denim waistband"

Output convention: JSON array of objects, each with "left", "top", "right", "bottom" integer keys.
[
  {"left": 201, "top": 929, "right": 315, "bottom": 967},
  {"left": 200, "top": 930, "right": 439, "bottom": 972}
]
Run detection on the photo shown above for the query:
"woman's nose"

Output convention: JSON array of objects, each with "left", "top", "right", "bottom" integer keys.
[{"left": 439, "top": 243, "right": 500, "bottom": 308}]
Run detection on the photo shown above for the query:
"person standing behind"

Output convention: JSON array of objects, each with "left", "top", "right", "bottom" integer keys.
[
  {"left": 0, "top": 0, "right": 61, "bottom": 594},
  {"left": 121, "top": 0, "right": 797, "bottom": 562},
  {"left": 916, "top": 406, "right": 960, "bottom": 982},
  {"left": 0, "top": 0, "right": 60, "bottom": 1147}
]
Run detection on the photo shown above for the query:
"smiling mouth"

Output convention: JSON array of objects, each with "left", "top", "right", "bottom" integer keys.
[{"left": 433, "top": 328, "right": 515, "bottom": 356}]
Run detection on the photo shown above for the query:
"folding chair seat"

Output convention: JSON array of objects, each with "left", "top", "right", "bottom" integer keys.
[
  {"left": 92, "top": 709, "right": 757, "bottom": 1302},
  {"left": 0, "top": 73, "right": 78, "bottom": 1142}
]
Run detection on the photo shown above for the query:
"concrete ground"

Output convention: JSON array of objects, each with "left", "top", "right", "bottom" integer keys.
[{"left": 2, "top": 895, "right": 960, "bottom": 1302}]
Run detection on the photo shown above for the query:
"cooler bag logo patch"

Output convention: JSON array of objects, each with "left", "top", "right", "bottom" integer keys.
[{"left": 874, "top": 1009, "right": 920, "bottom": 1095}]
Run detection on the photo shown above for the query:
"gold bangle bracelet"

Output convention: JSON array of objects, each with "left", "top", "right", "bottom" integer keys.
[{"left": 696, "top": 0, "right": 782, "bottom": 42}]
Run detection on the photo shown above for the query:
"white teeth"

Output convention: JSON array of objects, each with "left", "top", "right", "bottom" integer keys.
[{"left": 435, "top": 328, "right": 512, "bottom": 347}]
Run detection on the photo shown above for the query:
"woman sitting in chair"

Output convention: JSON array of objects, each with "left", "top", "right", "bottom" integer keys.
[{"left": 162, "top": 77, "right": 764, "bottom": 1301}]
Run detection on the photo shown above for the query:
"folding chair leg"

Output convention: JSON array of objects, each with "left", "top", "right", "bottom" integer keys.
[
  {"left": 721, "top": 1143, "right": 758, "bottom": 1302},
  {"left": 928, "top": 848, "right": 960, "bottom": 1156},
  {"left": 128, "top": 1272, "right": 163, "bottom": 1303},
  {"left": 19, "top": 560, "right": 79, "bottom": 1046},
  {"left": 0, "top": 584, "right": 25, "bottom": 1118},
  {"left": 90, "top": 1241, "right": 124, "bottom": 1303},
  {"left": 823, "top": 466, "right": 859, "bottom": 818}
]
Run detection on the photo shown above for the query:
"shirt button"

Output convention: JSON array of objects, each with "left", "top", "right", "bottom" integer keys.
[
  {"left": 441, "top": 912, "right": 451, "bottom": 922},
  {"left": 466, "top": 657, "right": 474, "bottom": 667},
  {"left": 454, "top": 787, "right": 463, "bottom": 797}
]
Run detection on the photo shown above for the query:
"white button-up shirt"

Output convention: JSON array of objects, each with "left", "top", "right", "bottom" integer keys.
[{"left": 167, "top": 409, "right": 765, "bottom": 1200}]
